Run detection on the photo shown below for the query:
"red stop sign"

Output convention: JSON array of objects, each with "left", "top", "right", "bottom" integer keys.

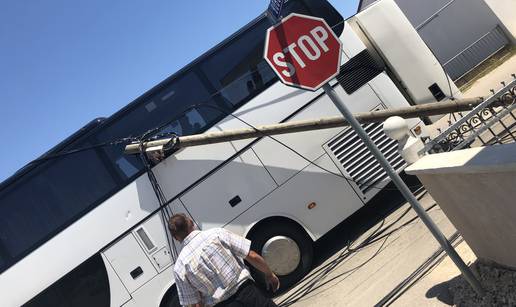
[{"left": 264, "top": 13, "right": 342, "bottom": 91}]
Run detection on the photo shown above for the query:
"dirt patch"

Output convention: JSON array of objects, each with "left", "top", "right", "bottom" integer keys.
[
  {"left": 450, "top": 261, "right": 516, "bottom": 307},
  {"left": 456, "top": 45, "right": 516, "bottom": 92}
]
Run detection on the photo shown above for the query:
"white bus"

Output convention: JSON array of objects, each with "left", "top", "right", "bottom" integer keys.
[{"left": 0, "top": 0, "right": 459, "bottom": 306}]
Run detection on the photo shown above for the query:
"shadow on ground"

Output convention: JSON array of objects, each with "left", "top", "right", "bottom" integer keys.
[
  {"left": 446, "top": 261, "right": 516, "bottom": 307},
  {"left": 426, "top": 279, "right": 455, "bottom": 305},
  {"left": 311, "top": 173, "right": 422, "bottom": 268}
]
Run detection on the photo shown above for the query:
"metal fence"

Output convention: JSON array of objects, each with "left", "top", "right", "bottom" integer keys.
[
  {"left": 423, "top": 76, "right": 516, "bottom": 153},
  {"left": 443, "top": 26, "right": 510, "bottom": 80}
]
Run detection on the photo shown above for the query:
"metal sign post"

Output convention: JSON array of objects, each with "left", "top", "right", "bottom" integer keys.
[
  {"left": 322, "top": 84, "right": 484, "bottom": 295},
  {"left": 263, "top": 12, "right": 484, "bottom": 295}
]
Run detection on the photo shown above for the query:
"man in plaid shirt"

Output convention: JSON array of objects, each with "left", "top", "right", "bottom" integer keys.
[{"left": 168, "top": 213, "right": 280, "bottom": 307}]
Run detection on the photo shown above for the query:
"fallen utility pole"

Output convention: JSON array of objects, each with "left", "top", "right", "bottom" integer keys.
[{"left": 125, "top": 97, "right": 486, "bottom": 154}]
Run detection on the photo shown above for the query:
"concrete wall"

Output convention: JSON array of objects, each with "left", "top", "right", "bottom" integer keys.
[
  {"left": 484, "top": 0, "right": 516, "bottom": 43},
  {"left": 414, "top": 0, "right": 501, "bottom": 63},
  {"left": 406, "top": 143, "right": 516, "bottom": 269}
]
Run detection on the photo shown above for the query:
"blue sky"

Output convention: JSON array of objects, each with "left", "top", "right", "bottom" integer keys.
[{"left": 0, "top": 0, "right": 358, "bottom": 182}]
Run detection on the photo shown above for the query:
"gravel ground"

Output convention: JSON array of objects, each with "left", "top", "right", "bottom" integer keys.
[{"left": 450, "top": 261, "right": 516, "bottom": 307}]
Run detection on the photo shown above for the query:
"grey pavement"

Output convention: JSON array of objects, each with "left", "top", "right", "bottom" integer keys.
[
  {"left": 275, "top": 190, "right": 474, "bottom": 307},
  {"left": 275, "top": 53, "right": 516, "bottom": 307}
]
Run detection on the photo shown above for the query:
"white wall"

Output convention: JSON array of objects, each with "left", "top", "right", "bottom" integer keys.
[
  {"left": 406, "top": 143, "right": 516, "bottom": 269},
  {"left": 484, "top": 0, "right": 516, "bottom": 43}
]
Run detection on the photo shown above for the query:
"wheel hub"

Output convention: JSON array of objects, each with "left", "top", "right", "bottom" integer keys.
[{"left": 261, "top": 236, "right": 301, "bottom": 276}]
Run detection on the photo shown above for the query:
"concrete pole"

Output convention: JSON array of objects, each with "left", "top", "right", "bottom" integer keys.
[
  {"left": 322, "top": 83, "right": 485, "bottom": 296},
  {"left": 125, "top": 97, "right": 486, "bottom": 154}
]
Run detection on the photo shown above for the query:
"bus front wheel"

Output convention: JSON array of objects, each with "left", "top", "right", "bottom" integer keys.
[
  {"left": 159, "top": 286, "right": 180, "bottom": 307},
  {"left": 248, "top": 221, "right": 314, "bottom": 292}
]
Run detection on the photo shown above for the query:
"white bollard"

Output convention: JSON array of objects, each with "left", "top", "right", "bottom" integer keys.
[{"left": 383, "top": 116, "right": 425, "bottom": 165}]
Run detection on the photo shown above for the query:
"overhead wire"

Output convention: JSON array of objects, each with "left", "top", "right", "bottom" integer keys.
[
  {"left": 174, "top": 103, "right": 423, "bottom": 191},
  {"left": 137, "top": 141, "right": 180, "bottom": 260},
  {"left": 21, "top": 136, "right": 136, "bottom": 167},
  {"left": 16, "top": 16, "right": 423, "bottom": 192}
]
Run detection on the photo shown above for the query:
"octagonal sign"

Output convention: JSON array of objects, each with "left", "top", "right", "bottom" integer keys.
[{"left": 264, "top": 13, "right": 343, "bottom": 91}]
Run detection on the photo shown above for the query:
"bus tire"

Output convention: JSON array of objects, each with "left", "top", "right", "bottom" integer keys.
[
  {"left": 159, "top": 286, "right": 180, "bottom": 307},
  {"left": 248, "top": 221, "right": 313, "bottom": 292}
]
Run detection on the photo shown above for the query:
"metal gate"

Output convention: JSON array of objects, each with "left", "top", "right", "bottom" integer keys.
[{"left": 424, "top": 76, "right": 516, "bottom": 153}]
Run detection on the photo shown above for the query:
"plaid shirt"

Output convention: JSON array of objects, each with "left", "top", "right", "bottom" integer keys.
[{"left": 173, "top": 228, "right": 252, "bottom": 306}]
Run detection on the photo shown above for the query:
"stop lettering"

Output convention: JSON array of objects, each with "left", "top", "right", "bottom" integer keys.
[{"left": 264, "top": 13, "right": 342, "bottom": 91}]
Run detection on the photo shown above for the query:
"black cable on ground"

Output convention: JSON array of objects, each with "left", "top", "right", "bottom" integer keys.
[
  {"left": 276, "top": 189, "right": 432, "bottom": 306},
  {"left": 278, "top": 233, "right": 392, "bottom": 307},
  {"left": 375, "top": 231, "right": 463, "bottom": 307}
]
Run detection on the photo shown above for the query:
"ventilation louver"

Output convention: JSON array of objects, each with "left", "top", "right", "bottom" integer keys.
[
  {"left": 325, "top": 121, "right": 405, "bottom": 196},
  {"left": 336, "top": 49, "right": 384, "bottom": 94}
]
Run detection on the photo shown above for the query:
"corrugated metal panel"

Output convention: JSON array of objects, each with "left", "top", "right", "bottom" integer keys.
[{"left": 443, "top": 26, "right": 509, "bottom": 80}]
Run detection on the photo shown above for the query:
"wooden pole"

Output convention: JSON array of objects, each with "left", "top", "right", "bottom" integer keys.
[{"left": 125, "top": 97, "right": 485, "bottom": 154}]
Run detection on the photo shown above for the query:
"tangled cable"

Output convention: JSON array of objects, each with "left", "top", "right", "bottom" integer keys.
[{"left": 276, "top": 188, "right": 433, "bottom": 307}]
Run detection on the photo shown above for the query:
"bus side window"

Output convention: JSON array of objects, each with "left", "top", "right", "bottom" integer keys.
[
  {"left": 115, "top": 157, "right": 140, "bottom": 178},
  {"left": 200, "top": 19, "right": 277, "bottom": 110},
  {"left": 185, "top": 109, "right": 207, "bottom": 133},
  {"left": 0, "top": 252, "right": 5, "bottom": 269},
  {"left": 158, "top": 120, "right": 183, "bottom": 136}
]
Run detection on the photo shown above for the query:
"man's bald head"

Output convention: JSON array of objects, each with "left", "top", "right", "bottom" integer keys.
[{"left": 168, "top": 213, "right": 195, "bottom": 241}]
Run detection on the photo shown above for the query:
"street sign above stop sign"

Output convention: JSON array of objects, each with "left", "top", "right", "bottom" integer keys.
[{"left": 264, "top": 13, "right": 342, "bottom": 91}]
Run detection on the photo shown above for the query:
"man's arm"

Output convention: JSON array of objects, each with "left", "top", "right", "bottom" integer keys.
[
  {"left": 219, "top": 228, "right": 280, "bottom": 291},
  {"left": 245, "top": 250, "right": 280, "bottom": 292}
]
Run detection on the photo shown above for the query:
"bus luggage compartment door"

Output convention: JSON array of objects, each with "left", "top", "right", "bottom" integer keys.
[
  {"left": 104, "top": 233, "right": 158, "bottom": 293},
  {"left": 180, "top": 149, "right": 277, "bottom": 230}
]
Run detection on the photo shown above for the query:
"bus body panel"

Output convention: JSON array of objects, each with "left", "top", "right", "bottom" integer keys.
[
  {"left": 101, "top": 253, "right": 132, "bottom": 307},
  {"left": 152, "top": 141, "right": 239, "bottom": 201},
  {"left": 249, "top": 83, "right": 385, "bottom": 187},
  {"left": 102, "top": 206, "right": 180, "bottom": 307},
  {"left": 227, "top": 153, "right": 364, "bottom": 241},
  {"left": 128, "top": 265, "right": 175, "bottom": 307},
  {"left": 104, "top": 232, "right": 159, "bottom": 293},
  {"left": 179, "top": 150, "right": 278, "bottom": 231},
  {"left": 0, "top": 174, "right": 159, "bottom": 307}
]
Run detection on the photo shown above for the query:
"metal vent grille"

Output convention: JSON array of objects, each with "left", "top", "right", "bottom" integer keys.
[{"left": 326, "top": 122, "right": 405, "bottom": 195}]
